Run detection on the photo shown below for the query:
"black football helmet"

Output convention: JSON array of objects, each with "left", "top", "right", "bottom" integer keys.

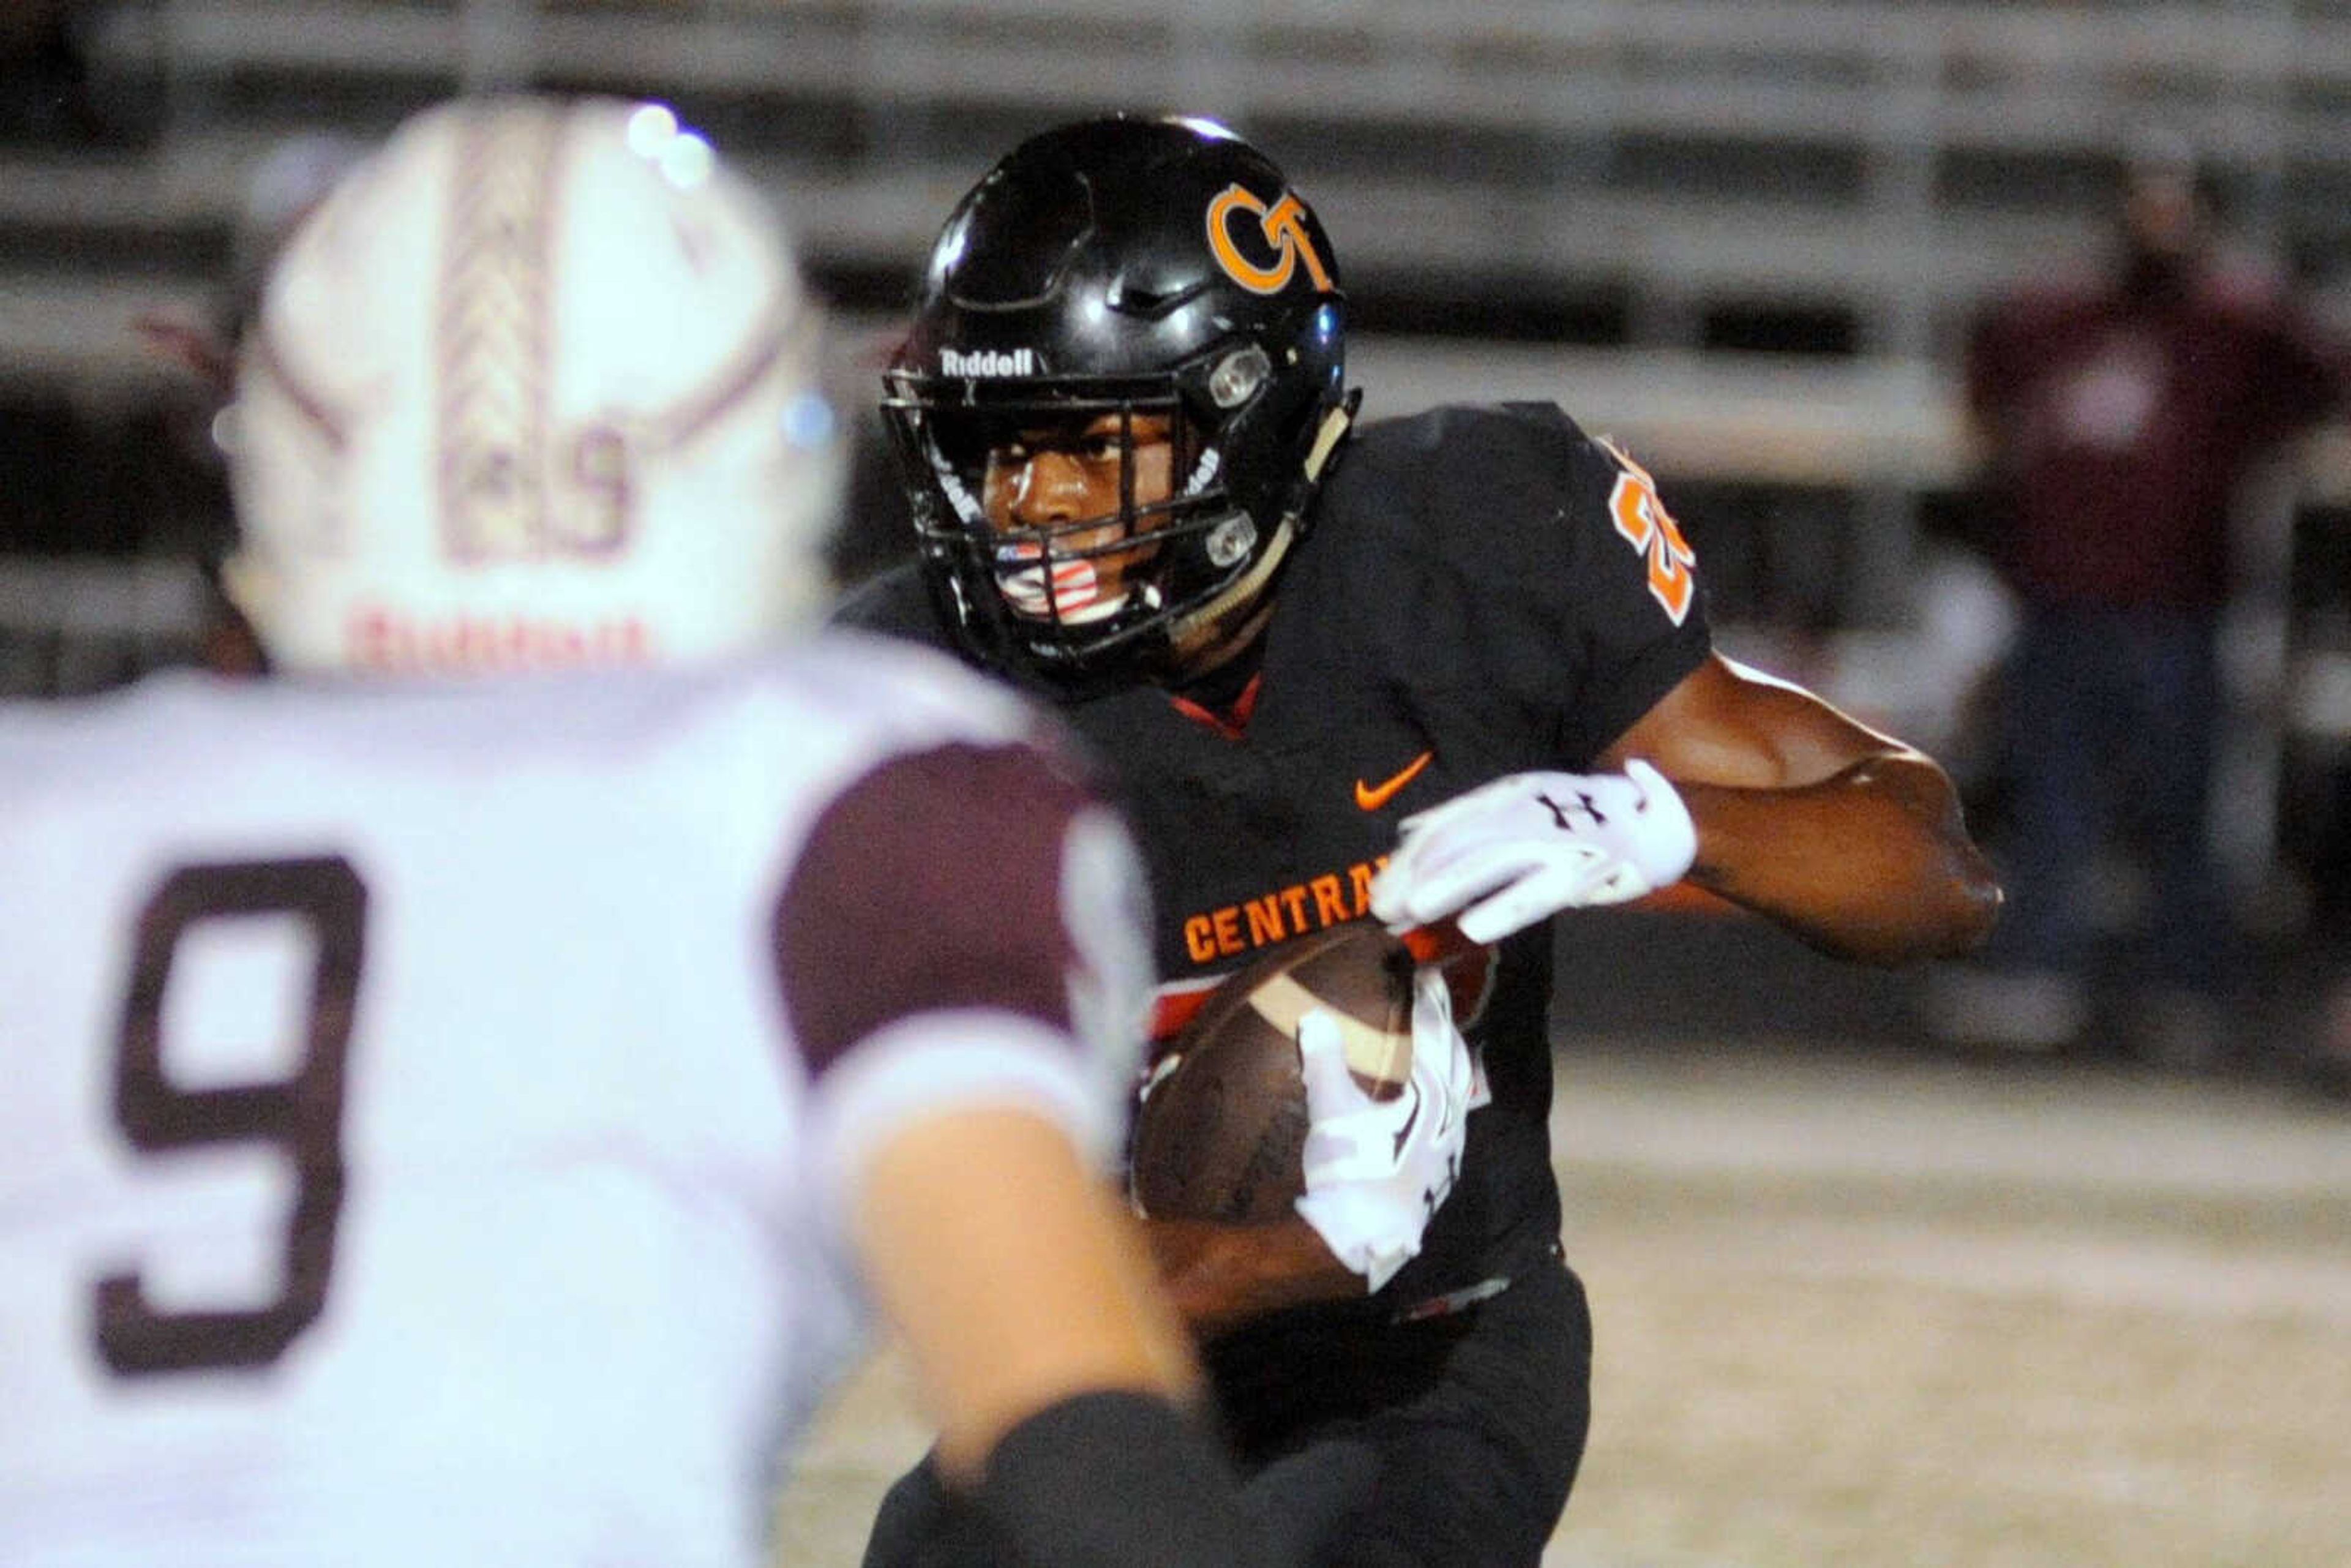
[{"left": 883, "top": 114, "right": 1354, "bottom": 691}]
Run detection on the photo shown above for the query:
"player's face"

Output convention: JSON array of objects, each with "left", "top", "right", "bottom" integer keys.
[{"left": 982, "top": 411, "right": 1176, "bottom": 624}]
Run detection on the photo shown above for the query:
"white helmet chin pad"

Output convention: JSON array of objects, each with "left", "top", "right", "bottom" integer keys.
[{"left": 227, "top": 96, "right": 844, "bottom": 676}]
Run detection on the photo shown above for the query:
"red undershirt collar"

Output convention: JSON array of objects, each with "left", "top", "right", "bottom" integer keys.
[{"left": 1168, "top": 672, "right": 1261, "bottom": 740}]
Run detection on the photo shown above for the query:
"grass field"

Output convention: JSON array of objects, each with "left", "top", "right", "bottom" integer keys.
[{"left": 773, "top": 1032, "right": 2351, "bottom": 1568}]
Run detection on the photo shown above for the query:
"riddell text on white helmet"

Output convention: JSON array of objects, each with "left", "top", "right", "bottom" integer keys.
[
  {"left": 938, "top": 347, "right": 1038, "bottom": 377},
  {"left": 347, "top": 606, "right": 654, "bottom": 673}
]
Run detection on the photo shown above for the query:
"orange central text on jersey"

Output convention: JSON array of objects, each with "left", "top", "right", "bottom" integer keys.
[{"left": 1180, "top": 855, "right": 1389, "bottom": 964}]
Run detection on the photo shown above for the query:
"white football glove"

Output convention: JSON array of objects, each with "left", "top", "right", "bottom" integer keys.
[
  {"left": 1291, "top": 967, "right": 1474, "bottom": 1292},
  {"left": 1370, "top": 760, "right": 1697, "bottom": 944}
]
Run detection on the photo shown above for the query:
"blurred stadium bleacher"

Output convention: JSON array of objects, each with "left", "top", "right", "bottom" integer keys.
[{"left": 10, "top": 1, "right": 2351, "bottom": 951}]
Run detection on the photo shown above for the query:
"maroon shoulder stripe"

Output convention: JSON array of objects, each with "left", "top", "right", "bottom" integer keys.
[{"left": 776, "top": 740, "right": 1093, "bottom": 1080}]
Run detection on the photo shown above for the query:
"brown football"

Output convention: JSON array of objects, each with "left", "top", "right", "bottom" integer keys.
[{"left": 1128, "top": 923, "right": 1416, "bottom": 1224}]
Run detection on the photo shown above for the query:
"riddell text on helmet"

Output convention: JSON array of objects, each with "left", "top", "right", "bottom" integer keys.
[
  {"left": 347, "top": 606, "right": 653, "bottom": 672},
  {"left": 937, "top": 347, "right": 1038, "bottom": 377}
]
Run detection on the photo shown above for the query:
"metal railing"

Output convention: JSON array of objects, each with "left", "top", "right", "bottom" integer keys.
[{"left": 20, "top": 1, "right": 2344, "bottom": 361}]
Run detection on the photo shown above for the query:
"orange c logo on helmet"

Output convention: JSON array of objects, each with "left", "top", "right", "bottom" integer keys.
[{"left": 1205, "top": 184, "right": 1335, "bottom": 297}]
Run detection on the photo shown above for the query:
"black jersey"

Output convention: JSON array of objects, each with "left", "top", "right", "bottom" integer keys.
[{"left": 836, "top": 401, "right": 1711, "bottom": 1308}]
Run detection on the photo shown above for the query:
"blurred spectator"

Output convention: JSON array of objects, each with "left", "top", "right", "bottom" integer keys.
[
  {"left": 0, "top": 2, "right": 92, "bottom": 143},
  {"left": 0, "top": 1, "right": 160, "bottom": 147},
  {"left": 1939, "top": 135, "right": 2351, "bottom": 1066}
]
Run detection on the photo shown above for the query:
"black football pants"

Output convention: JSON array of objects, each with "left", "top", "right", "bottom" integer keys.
[{"left": 858, "top": 1253, "right": 1592, "bottom": 1568}]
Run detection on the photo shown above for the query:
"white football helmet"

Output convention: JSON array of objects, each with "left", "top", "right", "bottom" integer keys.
[{"left": 225, "top": 95, "right": 844, "bottom": 675}]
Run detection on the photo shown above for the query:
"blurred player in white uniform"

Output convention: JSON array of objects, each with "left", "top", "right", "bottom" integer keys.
[{"left": 0, "top": 96, "right": 1286, "bottom": 1568}]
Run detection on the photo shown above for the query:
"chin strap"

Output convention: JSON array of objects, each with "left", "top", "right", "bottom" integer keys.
[
  {"left": 1167, "top": 513, "right": 1292, "bottom": 667},
  {"left": 1301, "top": 396, "right": 1356, "bottom": 485},
  {"left": 1163, "top": 396, "right": 1357, "bottom": 667}
]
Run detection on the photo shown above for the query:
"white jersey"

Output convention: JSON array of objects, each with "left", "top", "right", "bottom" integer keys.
[{"left": 0, "top": 632, "right": 1152, "bottom": 1568}]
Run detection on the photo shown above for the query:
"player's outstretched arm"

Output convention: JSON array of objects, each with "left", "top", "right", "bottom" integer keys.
[
  {"left": 1373, "top": 652, "right": 1996, "bottom": 966},
  {"left": 1601, "top": 651, "right": 2001, "bottom": 966},
  {"left": 854, "top": 1103, "right": 1292, "bottom": 1568}
]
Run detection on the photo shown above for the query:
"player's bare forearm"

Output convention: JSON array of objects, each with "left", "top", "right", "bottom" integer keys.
[
  {"left": 856, "top": 1108, "right": 1205, "bottom": 1482},
  {"left": 1607, "top": 653, "right": 2001, "bottom": 966},
  {"left": 1678, "top": 753, "right": 2000, "bottom": 966},
  {"left": 1144, "top": 1214, "right": 1364, "bottom": 1338}
]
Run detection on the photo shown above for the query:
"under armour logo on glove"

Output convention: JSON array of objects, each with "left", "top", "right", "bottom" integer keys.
[
  {"left": 1370, "top": 760, "right": 1698, "bottom": 943},
  {"left": 1419, "top": 1149, "right": 1461, "bottom": 1219},
  {"left": 1535, "top": 788, "right": 1610, "bottom": 835}
]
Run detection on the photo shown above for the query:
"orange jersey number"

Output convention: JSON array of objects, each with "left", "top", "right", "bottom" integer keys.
[{"left": 1605, "top": 454, "right": 1697, "bottom": 625}]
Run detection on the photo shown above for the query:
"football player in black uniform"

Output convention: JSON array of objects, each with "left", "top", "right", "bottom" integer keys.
[{"left": 838, "top": 114, "right": 2001, "bottom": 1568}]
